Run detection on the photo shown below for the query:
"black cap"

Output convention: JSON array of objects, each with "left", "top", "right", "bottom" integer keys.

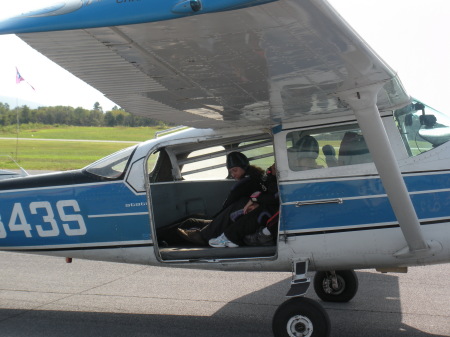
[{"left": 226, "top": 152, "right": 249, "bottom": 170}]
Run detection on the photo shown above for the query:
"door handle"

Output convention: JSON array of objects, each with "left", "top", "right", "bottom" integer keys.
[{"left": 295, "top": 198, "right": 343, "bottom": 207}]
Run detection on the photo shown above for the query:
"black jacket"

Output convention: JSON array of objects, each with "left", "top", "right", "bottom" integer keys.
[
  {"left": 251, "top": 170, "right": 279, "bottom": 214},
  {"left": 221, "top": 165, "right": 263, "bottom": 211}
]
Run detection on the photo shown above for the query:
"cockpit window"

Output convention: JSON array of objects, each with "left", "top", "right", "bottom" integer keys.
[
  {"left": 394, "top": 100, "right": 450, "bottom": 156},
  {"left": 84, "top": 145, "right": 137, "bottom": 179}
]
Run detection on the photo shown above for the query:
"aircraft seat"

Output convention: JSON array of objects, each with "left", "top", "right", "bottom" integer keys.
[
  {"left": 288, "top": 135, "right": 321, "bottom": 171},
  {"left": 338, "top": 131, "right": 371, "bottom": 165},
  {"left": 322, "top": 144, "right": 338, "bottom": 167}
]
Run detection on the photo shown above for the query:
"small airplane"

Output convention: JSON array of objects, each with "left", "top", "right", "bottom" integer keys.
[{"left": 1, "top": 1, "right": 449, "bottom": 336}]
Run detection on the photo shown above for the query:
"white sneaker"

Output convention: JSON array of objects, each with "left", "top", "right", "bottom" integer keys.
[
  {"left": 209, "top": 233, "right": 239, "bottom": 248},
  {"left": 208, "top": 233, "right": 225, "bottom": 246}
]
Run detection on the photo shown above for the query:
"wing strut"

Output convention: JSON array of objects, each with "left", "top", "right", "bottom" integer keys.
[{"left": 339, "top": 83, "right": 436, "bottom": 258}]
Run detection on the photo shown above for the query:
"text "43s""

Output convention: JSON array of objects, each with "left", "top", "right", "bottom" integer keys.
[{"left": 0, "top": 200, "right": 86, "bottom": 239}]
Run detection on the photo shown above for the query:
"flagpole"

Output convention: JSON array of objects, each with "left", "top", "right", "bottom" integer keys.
[
  {"left": 15, "top": 98, "right": 19, "bottom": 161},
  {"left": 15, "top": 66, "right": 36, "bottom": 161}
]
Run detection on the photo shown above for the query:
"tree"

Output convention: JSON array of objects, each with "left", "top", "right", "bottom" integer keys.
[
  {"left": 104, "top": 111, "right": 116, "bottom": 126},
  {"left": 20, "top": 106, "right": 31, "bottom": 124},
  {"left": 0, "top": 101, "right": 169, "bottom": 128},
  {"left": 93, "top": 102, "right": 103, "bottom": 113}
]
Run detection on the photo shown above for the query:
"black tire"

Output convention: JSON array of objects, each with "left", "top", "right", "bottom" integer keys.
[
  {"left": 272, "top": 297, "right": 330, "bottom": 337},
  {"left": 313, "top": 270, "right": 358, "bottom": 303}
]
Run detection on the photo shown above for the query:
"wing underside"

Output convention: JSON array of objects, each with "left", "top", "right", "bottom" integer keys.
[{"left": 17, "top": 0, "right": 409, "bottom": 129}]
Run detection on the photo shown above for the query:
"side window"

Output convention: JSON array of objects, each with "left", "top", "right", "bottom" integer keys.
[
  {"left": 178, "top": 138, "right": 274, "bottom": 180},
  {"left": 286, "top": 125, "right": 372, "bottom": 171},
  {"left": 238, "top": 140, "right": 274, "bottom": 171},
  {"left": 180, "top": 146, "right": 228, "bottom": 180},
  {"left": 84, "top": 145, "right": 136, "bottom": 179}
]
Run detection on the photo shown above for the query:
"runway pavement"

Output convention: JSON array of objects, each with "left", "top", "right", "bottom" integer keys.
[{"left": 0, "top": 251, "right": 449, "bottom": 337}]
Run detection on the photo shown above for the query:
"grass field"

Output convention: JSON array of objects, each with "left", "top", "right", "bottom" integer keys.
[
  {"left": 0, "top": 125, "right": 168, "bottom": 171},
  {"left": 0, "top": 124, "right": 165, "bottom": 141}
]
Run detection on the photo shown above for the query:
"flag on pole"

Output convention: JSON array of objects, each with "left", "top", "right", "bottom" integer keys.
[
  {"left": 15, "top": 67, "right": 24, "bottom": 84},
  {"left": 15, "top": 67, "right": 35, "bottom": 91}
]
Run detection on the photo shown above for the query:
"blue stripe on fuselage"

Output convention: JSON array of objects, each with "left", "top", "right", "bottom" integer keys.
[
  {"left": 279, "top": 172, "right": 450, "bottom": 232},
  {"left": 0, "top": 181, "right": 151, "bottom": 248}
]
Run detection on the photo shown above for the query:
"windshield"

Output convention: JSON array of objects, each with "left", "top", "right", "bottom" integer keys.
[
  {"left": 84, "top": 145, "right": 137, "bottom": 179},
  {"left": 394, "top": 100, "right": 450, "bottom": 156}
]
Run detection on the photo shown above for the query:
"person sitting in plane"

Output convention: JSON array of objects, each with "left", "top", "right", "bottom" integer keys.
[
  {"left": 176, "top": 152, "right": 264, "bottom": 246},
  {"left": 209, "top": 163, "right": 279, "bottom": 248},
  {"left": 243, "top": 210, "right": 279, "bottom": 246},
  {"left": 288, "top": 135, "right": 322, "bottom": 171}
]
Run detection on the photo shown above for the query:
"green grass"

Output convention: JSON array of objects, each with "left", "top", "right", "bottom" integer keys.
[
  {"left": 0, "top": 139, "right": 134, "bottom": 170},
  {"left": 0, "top": 125, "right": 170, "bottom": 170},
  {"left": 0, "top": 124, "right": 166, "bottom": 141}
]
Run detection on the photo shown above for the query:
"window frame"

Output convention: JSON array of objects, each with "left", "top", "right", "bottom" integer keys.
[{"left": 275, "top": 122, "right": 379, "bottom": 181}]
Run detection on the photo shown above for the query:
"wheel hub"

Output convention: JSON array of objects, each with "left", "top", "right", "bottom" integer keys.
[
  {"left": 323, "top": 274, "right": 345, "bottom": 295},
  {"left": 286, "top": 315, "right": 313, "bottom": 337}
]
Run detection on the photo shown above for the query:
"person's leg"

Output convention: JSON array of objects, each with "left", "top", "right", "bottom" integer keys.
[
  {"left": 199, "top": 197, "right": 248, "bottom": 241},
  {"left": 177, "top": 218, "right": 212, "bottom": 245},
  {"left": 224, "top": 208, "right": 270, "bottom": 245},
  {"left": 179, "top": 218, "right": 211, "bottom": 230},
  {"left": 157, "top": 216, "right": 210, "bottom": 245}
]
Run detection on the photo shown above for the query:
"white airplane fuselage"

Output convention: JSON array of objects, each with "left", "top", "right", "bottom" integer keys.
[{"left": 1, "top": 101, "right": 449, "bottom": 273}]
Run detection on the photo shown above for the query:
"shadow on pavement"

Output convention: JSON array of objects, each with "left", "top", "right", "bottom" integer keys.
[{"left": 0, "top": 270, "right": 447, "bottom": 337}]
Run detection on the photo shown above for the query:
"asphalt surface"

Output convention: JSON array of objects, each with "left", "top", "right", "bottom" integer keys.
[{"left": 0, "top": 252, "right": 449, "bottom": 337}]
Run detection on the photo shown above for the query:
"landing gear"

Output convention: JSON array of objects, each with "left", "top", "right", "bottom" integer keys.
[
  {"left": 272, "top": 297, "right": 330, "bottom": 337},
  {"left": 273, "top": 260, "right": 331, "bottom": 337},
  {"left": 313, "top": 270, "right": 358, "bottom": 302}
]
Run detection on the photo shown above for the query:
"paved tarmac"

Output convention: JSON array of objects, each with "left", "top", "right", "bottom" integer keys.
[{"left": 0, "top": 252, "right": 449, "bottom": 337}]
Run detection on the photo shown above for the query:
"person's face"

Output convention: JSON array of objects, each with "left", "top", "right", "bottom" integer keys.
[{"left": 229, "top": 166, "right": 246, "bottom": 180}]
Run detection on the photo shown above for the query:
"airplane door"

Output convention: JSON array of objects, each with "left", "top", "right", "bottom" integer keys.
[{"left": 145, "top": 135, "right": 279, "bottom": 263}]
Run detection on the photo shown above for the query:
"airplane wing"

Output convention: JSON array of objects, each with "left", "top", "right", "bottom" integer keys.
[{"left": 4, "top": 0, "right": 409, "bottom": 129}]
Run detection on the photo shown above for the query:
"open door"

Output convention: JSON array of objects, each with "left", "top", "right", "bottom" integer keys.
[{"left": 146, "top": 132, "right": 278, "bottom": 262}]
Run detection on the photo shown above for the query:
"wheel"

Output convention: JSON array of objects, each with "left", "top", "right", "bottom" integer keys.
[
  {"left": 313, "top": 270, "right": 358, "bottom": 303},
  {"left": 272, "top": 297, "right": 330, "bottom": 337}
]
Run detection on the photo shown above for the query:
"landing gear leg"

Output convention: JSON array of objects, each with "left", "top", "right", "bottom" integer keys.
[
  {"left": 272, "top": 260, "right": 331, "bottom": 337},
  {"left": 313, "top": 270, "right": 358, "bottom": 302}
]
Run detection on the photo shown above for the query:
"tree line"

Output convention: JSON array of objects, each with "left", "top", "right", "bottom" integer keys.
[{"left": 0, "top": 102, "right": 168, "bottom": 127}]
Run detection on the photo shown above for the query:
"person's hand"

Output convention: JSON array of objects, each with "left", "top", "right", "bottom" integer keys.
[{"left": 244, "top": 200, "right": 259, "bottom": 214}]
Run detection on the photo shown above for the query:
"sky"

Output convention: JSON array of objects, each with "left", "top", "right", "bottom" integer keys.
[
  {"left": 0, "top": 34, "right": 117, "bottom": 111},
  {"left": 0, "top": 0, "right": 449, "bottom": 112}
]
